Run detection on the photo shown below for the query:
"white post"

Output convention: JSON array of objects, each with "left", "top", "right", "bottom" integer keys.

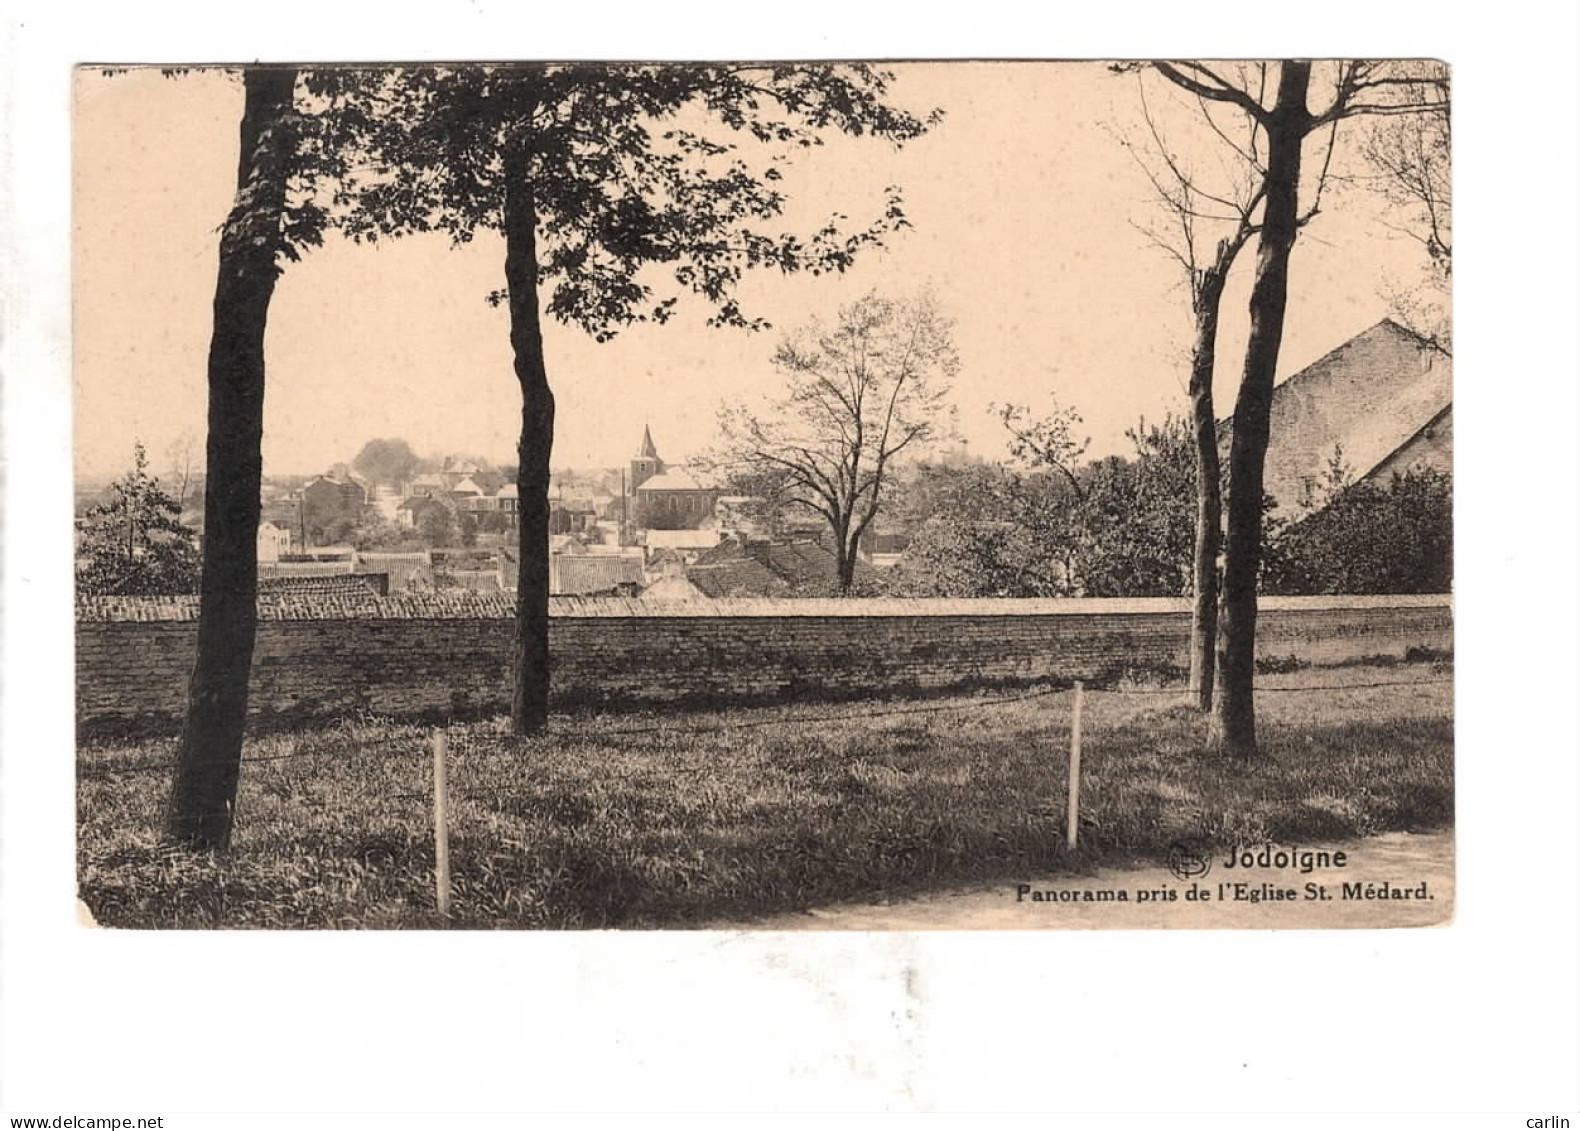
[
  {"left": 1066, "top": 681, "right": 1085, "bottom": 851},
  {"left": 433, "top": 729, "right": 452, "bottom": 916}
]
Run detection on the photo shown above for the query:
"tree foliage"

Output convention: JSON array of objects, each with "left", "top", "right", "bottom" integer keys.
[
  {"left": 351, "top": 437, "right": 421, "bottom": 488},
  {"left": 890, "top": 410, "right": 1203, "bottom": 600},
  {"left": 328, "top": 64, "right": 936, "bottom": 332},
  {"left": 1266, "top": 467, "right": 1452, "bottom": 595},
  {"left": 886, "top": 461, "right": 1070, "bottom": 598},
  {"left": 994, "top": 397, "right": 1088, "bottom": 499},
  {"left": 1073, "top": 415, "right": 1198, "bottom": 597},
  {"left": 714, "top": 290, "right": 959, "bottom": 592},
  {"left": 77, "top": 443, "right": 201, "bottom": 596}
]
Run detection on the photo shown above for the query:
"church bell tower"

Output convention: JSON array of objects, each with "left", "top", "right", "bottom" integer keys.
[{"left": 630, "top": 423, "right": 663, "bottom": 491}]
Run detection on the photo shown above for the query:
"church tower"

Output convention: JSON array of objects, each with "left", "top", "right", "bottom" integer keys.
[{"left": 630, "top": 423, "right": 663, "bottom": 491}]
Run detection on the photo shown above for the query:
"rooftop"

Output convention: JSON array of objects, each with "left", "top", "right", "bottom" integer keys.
[
  {"left": 1222, "top": 318, "right": 1452, "bottom": 515},
  {"left": 637, "top": 467, "right": 716, "bottom": 492}
]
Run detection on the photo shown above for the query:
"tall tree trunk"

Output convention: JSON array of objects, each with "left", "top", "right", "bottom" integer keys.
[
  {"left": 837, "top": 541, "right": 856, "bottom": 594},
  {"left": 1186, "top": 256, "right": 1229, "bottom": 711},
  {"left": 833, "top": 512, "right": 856, "bottom": 594},
  {"left": 503, "top": 139, "right": 555, "bottom": 735},
  {"left": 1213, "top": 61, "right": 1310, "bottom": 757},
  {"left": 167, "top": 68, "right": 296, "bottom": 850}
]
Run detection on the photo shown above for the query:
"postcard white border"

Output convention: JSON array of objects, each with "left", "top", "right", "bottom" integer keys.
[{"left": 4, "top": 0, "right": 1578, "bottom": 1118}]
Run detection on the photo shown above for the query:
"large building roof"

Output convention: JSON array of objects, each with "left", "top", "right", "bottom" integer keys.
[
  {"left": 637, "top": 467, "right": 715, "bottom": 492},
  {"left": 643, "top": 528, "right": 722, "bottom": 551},
  {"left": 1225, "top": 318, "right": 1452, "bottom": 516}
]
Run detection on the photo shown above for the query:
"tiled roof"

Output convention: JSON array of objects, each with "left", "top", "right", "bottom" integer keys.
[
  {"left": 258, "top": 561, "right": 356, "bottom": 580},
  {"left": 686, "top": 558, "right": 790, "bottom": 598},
  {"left": 258, "top": 574, "right": 387, "bottom": 598},
  {"left": 549, "top": 554, "right": 646, "bottom": 595}
]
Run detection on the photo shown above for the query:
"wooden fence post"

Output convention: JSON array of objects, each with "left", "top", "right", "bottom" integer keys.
[
  {"left": 1066, "top": 681, "right": 1085, "bottom": 850},
  {"left": 433, "top": 729, "right": 452, "bottom": 916}
]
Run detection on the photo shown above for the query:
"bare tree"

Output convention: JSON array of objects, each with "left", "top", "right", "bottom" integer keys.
[
  {"left": 994, "top": 396, "right": 1089, "bottom": 500},
  {"left": 1145, "top": 59, "right": 1447, "bottom": 757},
  {"left": 1357, "top": 62, "right": 1451, "bottom": 351},
  {"left": 163, "top": 429, "right": 201, "bottom": 512},
  {"left": 715, "top": 291, "right": 958, "bottom": 592},
  {"left": 1115, "top": 63, "right": 1339, "bottom": 712}
]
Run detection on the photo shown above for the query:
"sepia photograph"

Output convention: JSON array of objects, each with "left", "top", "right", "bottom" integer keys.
[{"left": 70, "top": 59, "right": 1458, "bottom": 931}]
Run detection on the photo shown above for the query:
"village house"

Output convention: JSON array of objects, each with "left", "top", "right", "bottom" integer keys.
[
  {"left": 256, "top": 521, "right": 292, "bottom": 564},
  {"left": 858, "top": 525, "right": 913, "bottom": 568},
  {"left": 395, "top": 493, "right": 452, "bottom": 529},
  {"left": 300, "top": 473, "right": 369, "bottom": 544},
  {"left": 549, "top": 486, "right": 595, "bottom": 535},
  {"left": 407, "top": 471, "right": 450, "bottom": 497}
]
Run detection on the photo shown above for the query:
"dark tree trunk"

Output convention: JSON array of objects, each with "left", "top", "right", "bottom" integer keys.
[
  {"left": 837, "top": 540, "right": 857, "bottom": 594},
  {"left": 1186, "top": 257, "right": 1229, "bottom": 711},
  {"left": 1213, "top": 61, "right": 1311, "bottom": 758},
  {"left": 503, "top": 139, "right": 555, "bottom": 735},
  {"left": 832, "top": 510, "right": 856, "bottom": 594},
  {"left": 167, "top": 67, "right": 297, "bottom": 850}
]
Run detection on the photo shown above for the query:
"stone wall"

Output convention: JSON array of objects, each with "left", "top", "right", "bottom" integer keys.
[{"left": 75, "top": 594, "right": 1453, "bottom": 737}]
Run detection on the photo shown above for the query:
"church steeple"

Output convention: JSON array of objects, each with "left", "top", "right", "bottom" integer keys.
[
  {"left": 636, "top": 422, "right": 659, "bottom": 461},
  {"left": 630, "top": 422, "right": 663, "bottom": 494}
]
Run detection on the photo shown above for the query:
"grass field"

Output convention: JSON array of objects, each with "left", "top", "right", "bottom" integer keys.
[{"left": 77, "top": 661, "right": 1453, "bottom": 929}]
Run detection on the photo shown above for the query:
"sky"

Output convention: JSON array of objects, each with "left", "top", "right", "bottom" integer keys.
[{"left": 72, "top": 62, "right": 1439, "bottom": 481}]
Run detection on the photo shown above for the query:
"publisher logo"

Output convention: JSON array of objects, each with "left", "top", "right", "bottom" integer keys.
[{"left": 1166, "top": 840, "right": 1212, "bottom": 881}]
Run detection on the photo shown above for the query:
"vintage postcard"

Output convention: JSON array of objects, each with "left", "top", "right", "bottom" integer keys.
[{"left": 73, "top": 60, "right": 1453, "bottom": 930}]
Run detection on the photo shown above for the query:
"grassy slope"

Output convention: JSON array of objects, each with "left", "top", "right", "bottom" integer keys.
[{"left": 78, "top": 662, "right": 1453, "bottom": 929}]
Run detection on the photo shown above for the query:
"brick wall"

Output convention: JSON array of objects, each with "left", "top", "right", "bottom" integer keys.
[{"left": 75, "top": 594, "right": 1453, "bottom": 737}]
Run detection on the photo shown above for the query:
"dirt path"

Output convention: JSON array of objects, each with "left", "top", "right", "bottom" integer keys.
[{"left": 739, "top": 831, "right": 1454, "bottom": 931}]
